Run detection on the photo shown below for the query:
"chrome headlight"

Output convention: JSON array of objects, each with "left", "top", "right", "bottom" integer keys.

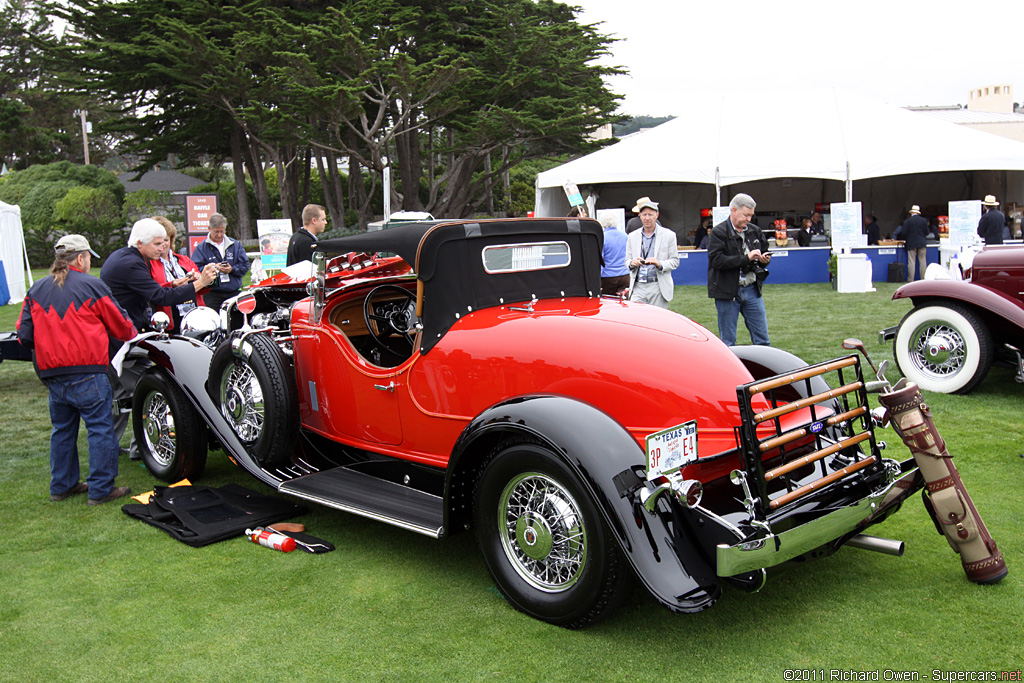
[{"left": 181, "top": 306, "right": 223, "bottom": 336}]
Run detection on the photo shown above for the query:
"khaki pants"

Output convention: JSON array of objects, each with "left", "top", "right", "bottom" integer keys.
[{"left": 906, "top": 247, "right": 927, "bottom": 281}]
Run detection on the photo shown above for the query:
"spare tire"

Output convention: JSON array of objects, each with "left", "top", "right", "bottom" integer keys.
[{"left": 209, "top": 333, "right": 298, "bottom": 468}]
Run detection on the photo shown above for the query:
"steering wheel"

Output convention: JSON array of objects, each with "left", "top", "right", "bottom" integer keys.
[{"left": 363, "top": 284, "right": 419, "bottom": 352}]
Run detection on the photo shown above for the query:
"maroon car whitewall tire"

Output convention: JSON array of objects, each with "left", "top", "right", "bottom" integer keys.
[{"left": 894, "top": 303, "right": 994, "bottom": 394}]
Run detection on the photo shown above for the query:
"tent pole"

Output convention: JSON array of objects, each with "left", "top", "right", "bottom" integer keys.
[
  {"left": 715, "top": 167, "right": 721, "bottom": 207},
  {"left": 845, "top": 162, "right": 852, "bottom": 203}
]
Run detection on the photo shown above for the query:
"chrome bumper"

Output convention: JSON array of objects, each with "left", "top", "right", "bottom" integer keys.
[
  {"left": 878, "top": 325, "right": 898, "bottom": 344},
  {"left": 716, "top": 468, "right": 919, "bottom": 577}
]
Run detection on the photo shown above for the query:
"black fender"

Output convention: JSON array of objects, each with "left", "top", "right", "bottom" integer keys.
[
  {"left": 125, "top": 335, "right": 282, "bottom": 488},
  {"left": 730, "top": 344, "right": 833, "bottom": 398},
  {"left": 447, "top": 394, "right": 720, "bottom": 614}
]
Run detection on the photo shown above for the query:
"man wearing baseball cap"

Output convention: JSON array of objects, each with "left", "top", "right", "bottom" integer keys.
[{"left": 17, "top": 235, "right": 138, "bottom": 505}]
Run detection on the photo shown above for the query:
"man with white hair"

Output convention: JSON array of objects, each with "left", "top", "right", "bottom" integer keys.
[
  {"left": 706, "top": 193, "right": 771, "bottom": 346},
  {"left": 101, "top": 218, "right": 218, "bottom": 332}
]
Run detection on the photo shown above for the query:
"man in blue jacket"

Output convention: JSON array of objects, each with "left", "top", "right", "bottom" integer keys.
[
  {"left": 191, "top": 213, "right": 250, "bottom": 310},
  {"left": 18, "top": 235, "right": 139, "bottom": 504}
]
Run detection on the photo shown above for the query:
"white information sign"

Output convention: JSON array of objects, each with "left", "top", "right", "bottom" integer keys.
[
  {"left": 829, "top": 202, "right": 864, "bottom": 249},
  {"left": 596, "top": 208, "right": 625, "bottom": 231},
  {"left": 948, "top": 200, "right": 981, "bottom": 248},
  {"left": 257, "top": 219, "right": 293, "bottom": 271},
  {"left": 645, "top": 420, "right": 698, "bottom": 480},
  {"left": 712, "top": 206, "right": 730, "bottom": 228}
]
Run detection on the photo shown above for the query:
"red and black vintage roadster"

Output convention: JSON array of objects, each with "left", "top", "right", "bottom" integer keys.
[{"left": 124, "top": 218, "right": 925, "bottom": 627}]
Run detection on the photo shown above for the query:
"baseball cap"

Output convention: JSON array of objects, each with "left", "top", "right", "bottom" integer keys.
[{"left": 55, "top": 234, "right": 100, "bottom": 257}]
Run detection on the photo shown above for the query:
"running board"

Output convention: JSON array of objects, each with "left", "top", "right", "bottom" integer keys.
[{"left": 278, "top": 467, "right": 445, "bottom": 538}]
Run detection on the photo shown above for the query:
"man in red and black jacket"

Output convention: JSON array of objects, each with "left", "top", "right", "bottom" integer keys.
[{"left": 17, "top": 235, "right": 138, "bottom": 505}]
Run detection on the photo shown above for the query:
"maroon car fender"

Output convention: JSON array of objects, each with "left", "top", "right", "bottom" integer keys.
[
  {"left": 127, "top": 336, "right": 283, "bottom": 488},
  {"left": 894, "top": 280, "right": 1024, "bottom": 331},
  {"left": 448, "top": 394, "right": 721, "bottom": 613}
]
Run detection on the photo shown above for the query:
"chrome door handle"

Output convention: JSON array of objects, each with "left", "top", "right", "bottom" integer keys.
[{"left": 374, "top": 381, "right": 395, "bottom": 392}]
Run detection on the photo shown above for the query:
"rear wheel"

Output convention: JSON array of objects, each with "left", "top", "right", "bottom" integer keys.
[
  {"left": 133, "top": 369, "right": 207, "bottom": 482},
  {"left": 894, "top": 303, "right": 993, "bottom": 394},
  {"left": 474, "top": 438, "right": 630, "bottom": 628},
  {"left": 209, "top": 333, "right": 298, "bottom": 468}
]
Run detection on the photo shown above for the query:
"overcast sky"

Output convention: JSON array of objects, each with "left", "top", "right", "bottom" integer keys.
[{"left": 575, "top": 0, "right": 1023, "bottom": 117}]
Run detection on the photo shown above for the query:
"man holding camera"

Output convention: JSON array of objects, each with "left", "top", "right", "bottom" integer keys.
[
  {"left": 707, "top": 193, "right": 771, "bottom": 346},
  {"left": 191, "top": 212, "right": 250, "bottom": 311},
  {"left": 625, "top": 198, "right": 679, "bottom": 309}
]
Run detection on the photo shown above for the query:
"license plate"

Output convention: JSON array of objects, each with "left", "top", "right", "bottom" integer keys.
[{"left": 645, "top": 420, "right": 698, "bottom": 480}]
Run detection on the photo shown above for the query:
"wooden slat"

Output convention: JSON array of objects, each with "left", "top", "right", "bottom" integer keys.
[
  {"left": 759, "top": 406, "right": 868, "bottom": 452},
  {"left": 754, "top": 381, "right": 863, "bottom": 424},
  {"left": 768, "top": 456, "right": 877, "bottom": 510},
  {"left": 764, "top": 431, "right": 872, "bottom": 482},
  {"left": 747, "top": 357, "right": 858, "bottom": 395}
]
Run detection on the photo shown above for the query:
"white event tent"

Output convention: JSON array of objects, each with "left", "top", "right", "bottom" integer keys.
[
  {"left": 535, "top": 89, "right": 1024, "bottom": 238},
  {"left": 0, "top": 201, "right": 32, "bottom": 306}
]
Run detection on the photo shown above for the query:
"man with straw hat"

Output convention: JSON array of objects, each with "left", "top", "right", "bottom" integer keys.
[{"left": 977, "top": 195, "right": 1004, "bottom": 245}]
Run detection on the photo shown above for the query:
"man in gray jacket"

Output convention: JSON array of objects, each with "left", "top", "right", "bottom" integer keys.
[{"left": 625, "top": 198, "right": 679, "bottom": 308}]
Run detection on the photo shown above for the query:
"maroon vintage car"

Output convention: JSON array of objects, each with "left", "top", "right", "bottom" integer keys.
[
  {"left": 882, "top": 245, "right": 1024, "bottom": 393},
  {"left": 121, "top": 218, "right": 926, "bottom": 627}
]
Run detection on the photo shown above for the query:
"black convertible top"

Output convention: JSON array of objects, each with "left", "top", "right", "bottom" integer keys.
[{"left": 315, "top": 218, "right": 604, "bottom": 353}]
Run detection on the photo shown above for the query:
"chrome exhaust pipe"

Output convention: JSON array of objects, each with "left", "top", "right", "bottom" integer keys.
[{"left": 846, "top": 533, "right": 905, "bottom": 557}]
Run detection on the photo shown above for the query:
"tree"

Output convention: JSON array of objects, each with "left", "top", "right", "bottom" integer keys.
[
  {"left": 46, "top": 0, "right": 622, "bottom": 227},
  {"left": 0, "top": 161, "right": 126, "bottom": 265}
]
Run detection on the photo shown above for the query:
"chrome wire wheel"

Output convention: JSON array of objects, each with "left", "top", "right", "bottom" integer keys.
[
  {"left": 497, "top": 472, "right": 588, "bottom": 593},
  {"left": 141, "top": 390, "right": 176, "bottom": 467},
  {"left": 894, "top": 303, "right": 993, "bottom": 394},
  {"left": 906, "top": 320, "right": 967, "bottom": 380},
  {"left": 219, "top": 361, "right": 264, "bottom": 442}
]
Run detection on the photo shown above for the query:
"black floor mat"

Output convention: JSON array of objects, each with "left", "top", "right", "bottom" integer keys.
[{"left": 122, "top": 483, "right": 306, "bottom": 547}]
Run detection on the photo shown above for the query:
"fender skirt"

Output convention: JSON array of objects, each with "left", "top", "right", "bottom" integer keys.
[
  {"left": 127, "top": 336, "right": 282, "bottom": 488},
  {"left": 450, "top": 395, "right": 721, "bottom": 613}
]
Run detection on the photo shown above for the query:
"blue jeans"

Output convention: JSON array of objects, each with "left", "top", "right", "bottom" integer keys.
[
  {"left": 47, "top": 373, "right": 119, "bottom": 500},
  {"left": 715, "top": 285, "right": 770, "bottom": 346}
]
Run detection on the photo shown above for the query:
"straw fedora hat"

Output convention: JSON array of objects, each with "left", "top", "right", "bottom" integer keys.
[
  {"left": 982, "top": 194, "right": 999, "bottom": 206},
  {"left": 632, "top": 196, "right": 659, "bottom": 213},
  {"left": 908, "top": 205, "right": 921, "bottom": 215}
]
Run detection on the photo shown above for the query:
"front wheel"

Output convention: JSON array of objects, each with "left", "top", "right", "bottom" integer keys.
[
  {"left": 893, "top": 303, "right": 993, "bottom": 394},
  {"left": 209, "top": 333, "right": 298, "bottom": 468},
  {"left": 133, "top": 369, "right": 207, "bottom": 482},
  {"left": 474, "top": 439, "right": 630, "bottom": 628}
]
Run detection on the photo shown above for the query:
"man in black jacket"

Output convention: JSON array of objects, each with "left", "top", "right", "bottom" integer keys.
[
  {"left": 707, "top": 194, "right": 771, "bottom": 346},
  {"left": 977, "top": 195, "right": 1005, "bottom": 245},
  {"left": 895, "top": 205, "right": 929, "bottom": 281},
  {"left": 287, "top": 204, "right": 328, "bottom": 266}
]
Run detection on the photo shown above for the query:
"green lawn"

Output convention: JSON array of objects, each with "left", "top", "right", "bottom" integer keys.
[{"left": 1, "top": 280, "right": 1021, "bottom": 682}]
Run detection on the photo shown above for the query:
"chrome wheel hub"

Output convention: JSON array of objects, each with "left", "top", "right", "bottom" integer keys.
[
  {"left": 498, "top": 473, "right": 587, "bottom": 592},
  {"left": 909, "top": 322, "right": 966, "bottom": 378},
  {"left": 141, "top": 391, "right": 176, "bottom": 466},
  {"left": 219, "top": 362, "right": 264, "bottom": 442}
]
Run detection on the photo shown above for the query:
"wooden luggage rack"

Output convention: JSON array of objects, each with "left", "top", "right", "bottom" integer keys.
[{"left": 735, "top": 356, "right": 884, "bottom": 515}]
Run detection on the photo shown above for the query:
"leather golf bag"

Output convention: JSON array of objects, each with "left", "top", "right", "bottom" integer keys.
[{"left": 877, "top": 381, "right": 1007, "bottom": 584}]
